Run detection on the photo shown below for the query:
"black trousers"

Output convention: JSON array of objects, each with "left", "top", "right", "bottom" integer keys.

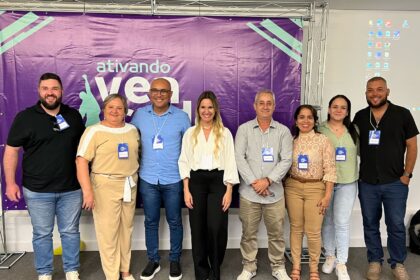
[{"left": 189, "top": 169, "right": 228, "bottom": 280}]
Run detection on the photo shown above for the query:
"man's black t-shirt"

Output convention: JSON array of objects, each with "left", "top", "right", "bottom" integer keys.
[
  {"left": 353, "top": 101, "right": 418, "bottom": 185},
  {"left": 7, "top": 102, "right": 85, "bottom": 192}
]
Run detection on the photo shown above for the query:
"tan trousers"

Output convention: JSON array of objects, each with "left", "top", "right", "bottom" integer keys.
[
  {"left": 91, "top": 174, "right": 137, "bottom": 280},
  {"left": 284, "top": 178, "right": 325, "bottom": 272},
  {"left": 239, "top": 196, "right": 286, "bottom": 273}
]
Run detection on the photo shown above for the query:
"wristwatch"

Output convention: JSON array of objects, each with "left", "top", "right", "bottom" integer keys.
[{"left": 403, "top": 171, "right": 413, "bottom": 179}]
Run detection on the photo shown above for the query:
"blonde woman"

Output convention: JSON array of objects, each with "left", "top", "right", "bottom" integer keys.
[{"left": 178, "top": 91, "right": 239, "bottom": 280}]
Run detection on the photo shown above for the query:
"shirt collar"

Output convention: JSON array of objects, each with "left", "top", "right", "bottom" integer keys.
[
  {"left": 298, "top": 129, "right": 316, "bottom": 140},
  {"left": 367, "top": 100, "right": 393, "bottom": 111},
  {"left": 147, "top": 104, "right": 173, "bottom": 116},
  {"left": 251, "top": 117, "right": 276, "bottom": 129},
  {"left": 321, "top": 121, "right": 347, "bottom": 133}
]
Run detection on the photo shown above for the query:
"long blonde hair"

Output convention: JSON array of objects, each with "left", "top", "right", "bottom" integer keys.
[{"left": 192, "top": 91, "right": 224, "bottom": 159}]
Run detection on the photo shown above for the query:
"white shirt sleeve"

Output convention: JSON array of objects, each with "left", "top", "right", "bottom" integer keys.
[
  {"left": 222, "top": 128, "right": 240, "bottom": 185},
  {"left": 178, "top": 127, "right": 193, "bottom": 179}
]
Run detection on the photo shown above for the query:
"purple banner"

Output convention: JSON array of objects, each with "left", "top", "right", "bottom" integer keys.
[{"left": 1, "top": 12, "right": 302, "bottom": 210}]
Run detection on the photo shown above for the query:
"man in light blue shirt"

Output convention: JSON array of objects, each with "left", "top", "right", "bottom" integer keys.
[
  {"left": 131, "top": 78, "right": 190, "bottom": 280},
  {"left": 235, "top": 90, "right": 293, "bottom": 280}
]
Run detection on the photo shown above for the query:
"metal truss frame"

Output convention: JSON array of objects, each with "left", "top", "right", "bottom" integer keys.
[{"left": 0, "top": 0, "right": 328, "bottom": 110}]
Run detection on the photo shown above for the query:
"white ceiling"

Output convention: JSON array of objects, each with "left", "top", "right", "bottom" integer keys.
[
  {"left": 329, "top": 0, "right": 420, "bottom": 11},
  {"left": 1, "top": 0, "right": 420, "bottom": 12}
]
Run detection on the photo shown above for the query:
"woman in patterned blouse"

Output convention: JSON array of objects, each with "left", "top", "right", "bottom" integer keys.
[{"left": 284, "top": 105, "right": 337, "bottom": 280}]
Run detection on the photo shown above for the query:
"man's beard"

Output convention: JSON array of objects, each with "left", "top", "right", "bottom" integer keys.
[
  {"left": 367, "top": 97, "right": 387, "bottom": 109},
  {"left": 40, "top": 95, "right": 62, "bottom": 110}
]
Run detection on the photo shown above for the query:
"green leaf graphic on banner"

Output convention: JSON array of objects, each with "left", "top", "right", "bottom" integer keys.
[
  {"left": 0, "top": 13, "right": 54, "bottom": 54},
  {"left": 291, "top": 18, "right": 303, "bottom": 28},
  {"left": 261, "top": 19, "right": 303, "bottom": 53},
  {"left": 0, "top": 12, "right": 39, "bottom": 44},
  {"left": 247, "top": 21, "right": 302, "bottom": 64}
]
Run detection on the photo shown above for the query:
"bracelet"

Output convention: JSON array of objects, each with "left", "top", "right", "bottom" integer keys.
[{"left": 265, "top": 177, "right": 271, "bottom": 186}]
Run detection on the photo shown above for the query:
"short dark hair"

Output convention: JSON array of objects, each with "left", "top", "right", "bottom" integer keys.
[
  {"left": 367, "top": 76, "right": 387, "bottom": 85},
  {"left": 39, "top": 72, "right": 63, "bottom": 88}
]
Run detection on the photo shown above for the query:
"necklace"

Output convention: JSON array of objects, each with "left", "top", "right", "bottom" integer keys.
[
  {"left": 328, "top": 122, "right": 344, "bottom": 133},
  {"left": 331, "top": 126, "right": 342, "bottom": 131},
  {"left": 369, "top": 103, "right": 389, "bottom": 129},
  {"left": 202, "top": 126, "right": 212, "bottom": 130}
]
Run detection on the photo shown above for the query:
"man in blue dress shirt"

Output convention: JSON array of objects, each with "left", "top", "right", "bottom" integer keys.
[{"left": 131, "top": 78, "right": 190, "bottom": 280}]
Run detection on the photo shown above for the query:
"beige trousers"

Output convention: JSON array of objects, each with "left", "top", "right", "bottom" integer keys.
[
  {"left": 284, "top": 177, "right": 325, "bottom": 272},
  {"left": 91, "top": 174, "right": 137, "bottom": 280},
  {"left": 239, "top": 196, "right": 286, "bottom": 273}
]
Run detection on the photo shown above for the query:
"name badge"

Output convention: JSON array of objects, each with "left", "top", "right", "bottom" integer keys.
[
  {"left": 56, "top": 114, "right": 70, "bottom": 131},
  {"left": 118, "top": 143, "right": 129, "bottom": 159},
  {"left": 298, "top": 154, "right": 308, "bottom": 170},
  {"left": 369, "top": 130, "right": 381, "bottom": 145},
  {"left": 262, "top": 147, "right": 274, "bottom": 162},
  {"left": 335, "top": 147, "right": 347, "bottom": 161},
  {"left": 152, "top": 135, "right": 164, "bottom": 150}
]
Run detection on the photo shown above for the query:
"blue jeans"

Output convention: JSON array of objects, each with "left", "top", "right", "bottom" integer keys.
[
  {"left": 322, "top": 181, "right": 357, "bottom": 264},
  {"left": 139, "top": 179, "right": 183, "bottom": 262},
  {"left": 358, "top": 180, "right": 409, "bottom": 267},
  {"left": 23, "top": 188, "right": 82, "bottom": 275}
]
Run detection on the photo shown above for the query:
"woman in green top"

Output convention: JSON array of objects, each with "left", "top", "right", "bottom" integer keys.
[{"left": 319, "top": 95, "right": 358, "bottom": 280}]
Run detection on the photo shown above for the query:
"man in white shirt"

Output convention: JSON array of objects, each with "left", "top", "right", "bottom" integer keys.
[{"left": 235, "top": 90, "right": 293, "bottom": 280}]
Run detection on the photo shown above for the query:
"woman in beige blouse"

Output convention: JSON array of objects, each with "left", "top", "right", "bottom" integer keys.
[
  {"left": 178, "top": 91, "right": 239, "bottom": 280},
  {"left": 76, "top": 94, "right": 139, "bottom": 280},
  {"left": 284, "top": 105, "right": 336, "bottom": 280}
]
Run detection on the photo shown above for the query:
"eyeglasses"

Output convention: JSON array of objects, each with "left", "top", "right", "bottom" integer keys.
[{"left": 150, "top": 88, "right": 171, "bottom": 96}]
